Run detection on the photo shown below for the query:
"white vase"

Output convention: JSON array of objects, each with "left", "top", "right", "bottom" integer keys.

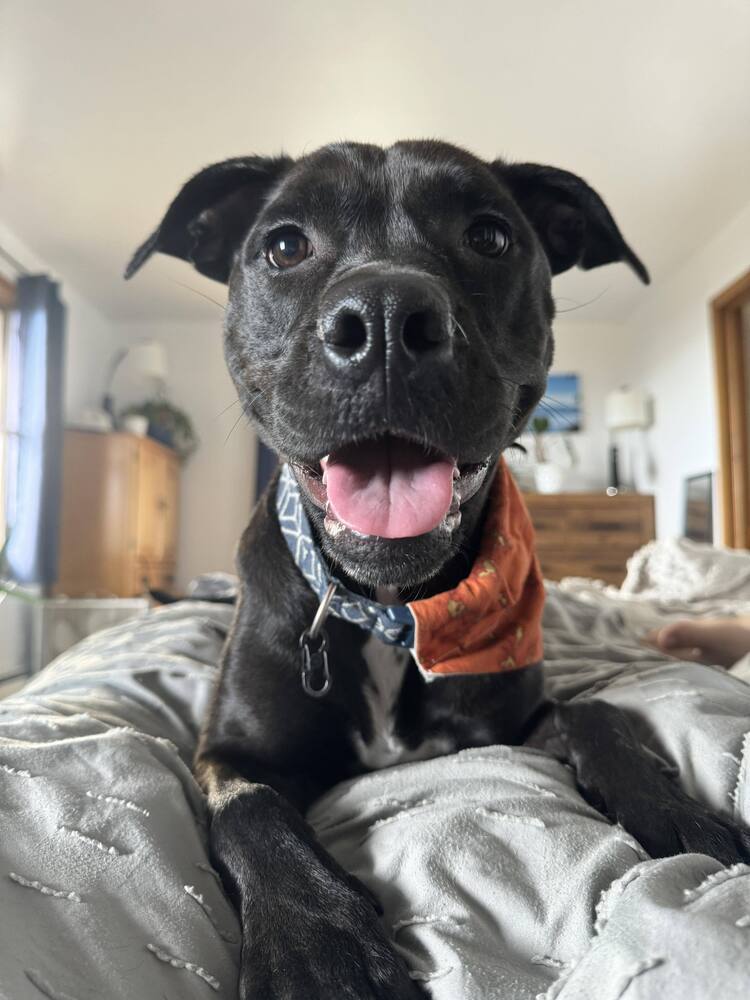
[
  {"left": 534, "top": 462, "right": 564, "bottom": 494},
  {"left": 122, "top": 414, "right": 149, "bottom": 437}
]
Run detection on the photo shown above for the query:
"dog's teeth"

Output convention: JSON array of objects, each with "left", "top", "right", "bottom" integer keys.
[
  {"left": 453, "top": 466, "right": 460, "bottom": 480},
  {"left": 322, "top": 469, "right": 327, "bottom": 485},
  {"left": 445, "top": 508, "right": 462, "bottom": 531},
  {"left": 324, "top": 513, "right": 345, "bottom": 537}
]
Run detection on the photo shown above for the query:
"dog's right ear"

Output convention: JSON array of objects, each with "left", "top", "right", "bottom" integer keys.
[{"left": 125, "top": 155, "right": 294, "bottom": 283}]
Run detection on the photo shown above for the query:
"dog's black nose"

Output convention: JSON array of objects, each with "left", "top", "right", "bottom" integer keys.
[{"left": 319, "top": 268, "right": 453, "bottom": 372}]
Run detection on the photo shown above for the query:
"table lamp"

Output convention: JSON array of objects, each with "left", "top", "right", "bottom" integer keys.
[
  {"left": 605, "top": 387, "right": 653, "bottom": 493},
  {"left": 102, "top": 339, "right": 168, "bottom": 420}
]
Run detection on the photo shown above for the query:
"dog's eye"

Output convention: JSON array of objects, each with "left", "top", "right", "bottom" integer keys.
[
  {"left": 265, "top": 228, "right": 312, "bottom": 269},
  {"left": 465, "top": 219, "right": 511, "bottom": 257}
]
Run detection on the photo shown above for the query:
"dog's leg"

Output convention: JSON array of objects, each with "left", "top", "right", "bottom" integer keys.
[
  {"left": 555, "top": 699, "right": 750, "bottom": 864},
  {"left": 194, "top": 753, "right": 423, "bottom": 1000}
]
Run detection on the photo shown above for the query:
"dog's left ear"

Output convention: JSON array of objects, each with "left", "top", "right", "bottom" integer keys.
[
  {"left": 125, "top": 155, "right": 294, "bottom": 283},
  {"left": 494, "top": 162, "right": 649, "bottom": 284}
]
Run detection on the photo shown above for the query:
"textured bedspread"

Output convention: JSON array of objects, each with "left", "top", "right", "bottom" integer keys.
[{"left": 1, "top": 545, "right": 750, "bottom": 999}]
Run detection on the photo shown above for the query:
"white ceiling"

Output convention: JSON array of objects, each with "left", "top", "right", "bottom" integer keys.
[{"left": 1, "top": 0, "right": 748, "bottom": 324}]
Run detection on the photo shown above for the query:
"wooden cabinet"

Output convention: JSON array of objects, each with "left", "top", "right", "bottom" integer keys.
[
  {"left": 523, "top": 491, "right": 655, "bottom": 586},
  {"left": 56, "top": 430, "right": 179, "bottom": 597}
]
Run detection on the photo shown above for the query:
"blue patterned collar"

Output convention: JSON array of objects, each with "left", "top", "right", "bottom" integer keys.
[{"left": 276, "top": 463, "right": 415, "bottom": 647}]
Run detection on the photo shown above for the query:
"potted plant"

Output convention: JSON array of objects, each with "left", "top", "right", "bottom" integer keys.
[
  {"left": 531, "top": 415, "right": 572, "bottom": 493},
  {"left": 120, "top": 400, "right": 198, "bottom": 460}
]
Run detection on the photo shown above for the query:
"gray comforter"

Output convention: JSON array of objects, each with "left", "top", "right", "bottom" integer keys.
[{"left": 1, "top": 559, "right": 749, "bottom": 999}]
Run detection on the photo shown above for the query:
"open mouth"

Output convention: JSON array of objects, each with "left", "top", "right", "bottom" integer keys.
[{"left": 292, "top": 435, "right": 490, "bottom": 540}]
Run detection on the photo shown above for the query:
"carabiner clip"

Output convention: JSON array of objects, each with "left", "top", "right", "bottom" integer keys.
[
  {"left": 299, "top": 582, "right": 336, "bottom": 698},
  {"left": 299, "top": 628, "right": 331, "bottom": 698}
]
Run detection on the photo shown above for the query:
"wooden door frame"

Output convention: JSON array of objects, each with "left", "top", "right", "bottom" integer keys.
[{"left": 712, "top": 268, "right": 750, "bottom": 547}]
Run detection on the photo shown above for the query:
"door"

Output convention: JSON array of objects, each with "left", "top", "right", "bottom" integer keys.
[{"left": 712, "top": 268, "right": 750, "bottom": 547}]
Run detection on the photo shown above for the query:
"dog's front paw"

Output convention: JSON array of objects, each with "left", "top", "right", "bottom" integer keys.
[
  {"left": 238, "top": 883, "right": 422, "bottom": 1000},
  {"left": 555, "top": 700, "right": 750, "bottom": 865},
  {"left": 603, "top": 775, "right": 750, "bottom": 865}
]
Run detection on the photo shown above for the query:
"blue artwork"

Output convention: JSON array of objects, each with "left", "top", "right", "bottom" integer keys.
[{"left": 532, "top": 373, "right": 581, "bottom": 432}]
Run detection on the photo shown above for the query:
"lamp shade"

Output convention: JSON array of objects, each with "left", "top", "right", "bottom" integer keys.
[
  {"left": 605, "top": 387, "right": 652, "bottom": 431},
  {"left": 129, "top": 339, "right": 168, "bottom": 382}
]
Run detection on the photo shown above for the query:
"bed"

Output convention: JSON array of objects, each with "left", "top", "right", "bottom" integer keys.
[{"left": 1, "top": 539, "right": 749, "bottom": 999}]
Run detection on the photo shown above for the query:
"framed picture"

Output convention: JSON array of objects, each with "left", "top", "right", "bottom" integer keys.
[
  {"left": 531, "top": 373, "right": 581, "bottom": 432},
  {"left": 684, "top": 472, "right": 713, "bottom": 544}
]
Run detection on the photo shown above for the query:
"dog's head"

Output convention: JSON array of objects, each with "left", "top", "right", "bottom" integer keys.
[{"left": 127, "top": 141, "right": 647, "bottom": 589}]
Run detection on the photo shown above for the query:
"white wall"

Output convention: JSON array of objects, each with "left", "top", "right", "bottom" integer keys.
[
  {"left": 619, "top": 199, "right": 750, "bottom": 539},
  {"left": 115, "top": 321, "right": 257, "bottom": 590},
  {"left": 527, "top": 201, "right": 750, "bottom": 541},
  {"left": 543, "top": 320, "right": 627, "bottom": 489},
  {"left": 513, "top": 318, "right": 633, "bottom": 491}
]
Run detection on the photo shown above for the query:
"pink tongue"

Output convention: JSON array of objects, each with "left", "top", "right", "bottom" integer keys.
[{"left": 325, "top": 438, "right": 455, "bottom": 539}]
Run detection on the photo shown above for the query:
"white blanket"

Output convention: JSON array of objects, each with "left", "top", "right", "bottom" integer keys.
[{"left": 0, "top": 541, "right": 749, "bottom": 999}]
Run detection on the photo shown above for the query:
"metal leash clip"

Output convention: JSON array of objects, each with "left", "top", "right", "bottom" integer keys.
[{"left": 299, "top": 582, "right": 336, "bottom": 698}]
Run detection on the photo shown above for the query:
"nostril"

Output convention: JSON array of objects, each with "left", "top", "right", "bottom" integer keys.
[
  {"left": 402, "top": 310, "right": 447, "bottom": 354},
  {"left": 327, "top": 311, "right": 368, "bottom": 355}
]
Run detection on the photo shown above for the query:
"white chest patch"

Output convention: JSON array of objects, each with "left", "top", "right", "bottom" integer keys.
[{"left": 352, "top": 634, "right": 454, "bottom": 770}]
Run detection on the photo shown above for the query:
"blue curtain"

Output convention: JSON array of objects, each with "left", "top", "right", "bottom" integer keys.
[{"left": 2, "top": 275, "right": 66, "bottom": 588}]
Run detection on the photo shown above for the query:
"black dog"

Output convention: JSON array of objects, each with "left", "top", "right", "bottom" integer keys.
[{"left": 127, "top": 141, "right": 749, "bottom": 1000}]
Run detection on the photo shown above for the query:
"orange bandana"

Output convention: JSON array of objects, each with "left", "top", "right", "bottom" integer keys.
[{"left": 408, "top": 459, "right": 545, "bottom": 676}]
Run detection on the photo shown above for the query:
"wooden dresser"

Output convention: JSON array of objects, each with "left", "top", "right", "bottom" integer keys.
[
  {"left": 523, "top": 492, "right": 655, "bottom": 586},
  {"left": 56, "top": 430, "right": 179, "bottom": 597}
]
